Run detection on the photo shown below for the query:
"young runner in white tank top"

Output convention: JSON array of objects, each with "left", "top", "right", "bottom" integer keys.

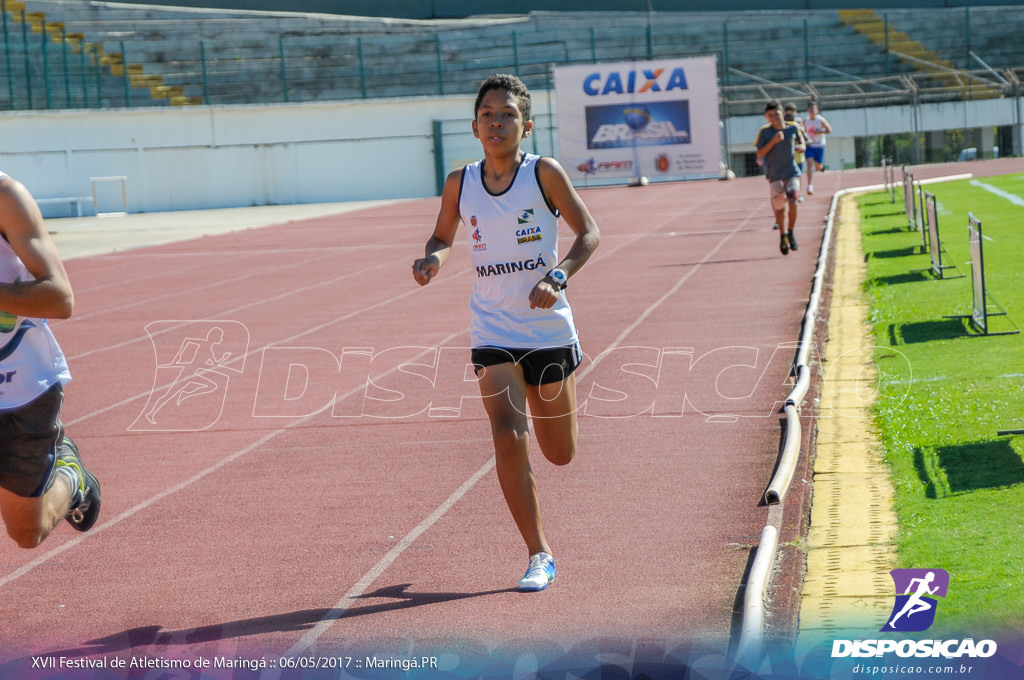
[
  {"left": 0, "top": 170, "right": 101, "bottom": 548},
  {"left": 413, "top": 75, "right": 600, "bottom": 592}
]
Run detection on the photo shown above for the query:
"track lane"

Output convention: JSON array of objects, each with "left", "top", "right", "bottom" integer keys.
[{"left": 1, "top": 176, "right": 831, "bottom": 676}]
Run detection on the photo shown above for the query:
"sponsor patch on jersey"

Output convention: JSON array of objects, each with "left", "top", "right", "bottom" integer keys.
[{"left": 516, "top": 225, "right": 543, "bottom": 244}]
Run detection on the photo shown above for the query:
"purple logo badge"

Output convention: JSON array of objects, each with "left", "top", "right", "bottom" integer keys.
[{"left": 881, "top": 569, "right": 949, "bottom": 632}]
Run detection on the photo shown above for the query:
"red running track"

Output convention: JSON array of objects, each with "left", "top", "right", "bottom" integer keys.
[{"left": 1, "top": 162, "right": 1012, "bottom": 679}]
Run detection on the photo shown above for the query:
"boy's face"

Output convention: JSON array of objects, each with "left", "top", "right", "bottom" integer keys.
[
  {"left": 472, "top": 88, "right": 532, "bottom": 152},
  {"left": 765, "top": 107, "right": 785, "bottom": 129},
  {"left": 784, "top": 108, "right": 796, "bottom": 121}
]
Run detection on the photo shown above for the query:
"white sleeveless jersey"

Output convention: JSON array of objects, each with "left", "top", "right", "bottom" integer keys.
[
  {"left": 459, "top": 154, "right": 578, "bottom": 349},
  {"left": 804, "top": 115, "right": 829, "bottom": 147},
  {"left": 0, "top": 175, "right": 72, "bottom": 408}
]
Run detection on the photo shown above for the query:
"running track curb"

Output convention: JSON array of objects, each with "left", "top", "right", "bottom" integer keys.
[
  {"left": 736, "top": 181, "right": 883, "bottom": 663},
  {"left": 737, "top": 172, "right": 975, "bottom": 663}
]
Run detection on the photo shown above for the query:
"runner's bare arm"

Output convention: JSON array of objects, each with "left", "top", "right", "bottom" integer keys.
[
  {"left": 536, "top": 157, "right": 600, "bottom": 277},
  {"left": 413, "top": 169, "right": 463, "bottom": 286},
  {"left": 0, "top": 176, "right": 74, "bottom": 319},
  {"left": 528, "top": 157, "right": 600, "bottom": 309}
]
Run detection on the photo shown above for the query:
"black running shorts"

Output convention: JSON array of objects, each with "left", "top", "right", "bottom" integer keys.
[
  {"left": 471, "top": 344, "right": 583, "bottom": 386},
  {"left": 0, "top": 384, "right": 64, "bottom": 497}
]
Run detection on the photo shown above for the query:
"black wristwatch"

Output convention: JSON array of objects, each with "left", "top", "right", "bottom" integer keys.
[{"left": 545, "top": 267, "right": 568, "bottom": 291}]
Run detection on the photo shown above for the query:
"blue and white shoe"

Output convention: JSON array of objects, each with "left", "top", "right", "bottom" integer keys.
[{"left": 518, "top": 552, "right": 556, "bottom": 591}]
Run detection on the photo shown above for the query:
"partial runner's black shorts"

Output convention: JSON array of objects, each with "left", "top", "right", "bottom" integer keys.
[
  {"left": 471, "top": 344, "right": 583, "bottom": 386},
  {"left": 0, "top": 384, "right": 64, "bottom": 497}
]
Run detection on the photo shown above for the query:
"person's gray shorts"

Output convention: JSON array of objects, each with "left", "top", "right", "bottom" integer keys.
[
  {"left": 0, "top": 384, "right": 64, "bottom": 497},
  {"left": 769, "top": 177, "right": 801, "bottom": 211}
]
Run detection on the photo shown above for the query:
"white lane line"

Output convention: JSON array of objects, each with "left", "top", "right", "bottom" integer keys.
[{"left": 969, "top": 179, "right": 1024, "bottom": 209}]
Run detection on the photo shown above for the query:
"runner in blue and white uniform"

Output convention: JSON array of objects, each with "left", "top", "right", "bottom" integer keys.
[
  {"left": 0, "top": 171, "right": 101, "bottom": 549},
  {"left": 803, "top": 101, "right": 832, "bottom": 195},
  {"left": 413, "top": 74, "right": 600, "bottom": 592}
]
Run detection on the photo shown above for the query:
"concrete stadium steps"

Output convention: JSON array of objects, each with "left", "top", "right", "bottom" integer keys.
[
  {"left": 3, "top": 2, "right": 181, "bottom": 108},
  {"left": 838, "top": 8, "right": 1003, "bottom": 100},
  {"left": 865, "top": 7, "right": 1024, "bottom": 72}
]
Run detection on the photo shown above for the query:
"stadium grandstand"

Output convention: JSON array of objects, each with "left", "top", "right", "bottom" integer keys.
[
  {"left": 2, "top": 0, "right": 1023, "bottom": 113},
  {"left": 1, "top": 0, "right": 1021, "bottom": 211}
]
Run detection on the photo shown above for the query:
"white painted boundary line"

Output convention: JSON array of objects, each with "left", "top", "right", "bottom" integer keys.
[{"left": 968, "top": 179, "right": 1024, "bottom": 208}]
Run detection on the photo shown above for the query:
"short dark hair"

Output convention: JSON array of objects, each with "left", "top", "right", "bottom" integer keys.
[
  {"left": 784, "top": 102, "right": 797, "bottom": 112},
  {"left": 764, "top": 100, "right": 782, "bottom": 113},
  {"left": 475, "top": 73, "right": 532, "bottom": 121}
]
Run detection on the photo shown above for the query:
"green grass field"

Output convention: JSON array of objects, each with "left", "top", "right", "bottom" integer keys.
[{"left": 856, "top": 171, "right": 1024, "bottom": 635}]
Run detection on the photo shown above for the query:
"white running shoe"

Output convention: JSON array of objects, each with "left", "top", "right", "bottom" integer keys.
[
  {"left": 807, "top": 184, "right": 814, "bottom": 195},
  {"left": 517, "top": 552, "right": 556, "bottom": 591}
]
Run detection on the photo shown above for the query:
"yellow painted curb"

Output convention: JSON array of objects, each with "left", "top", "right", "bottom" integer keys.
[{"left": 797, "top": 194, "right": 899, "bottom": 643}]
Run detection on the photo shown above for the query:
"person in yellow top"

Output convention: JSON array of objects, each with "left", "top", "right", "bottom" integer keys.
[{"left": 784, "top": 102, "right": 809, "bottom": 203}]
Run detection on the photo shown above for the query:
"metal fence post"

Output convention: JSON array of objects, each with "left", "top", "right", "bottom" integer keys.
[
  {"left": 646, "top": 0, "right": 653, "bottom": 59},
  {"left": 2, "top": 1, "right": 13, "bottom": 108},
  {"left": 435, "top": 34, "right": 444, "bottom": 95},
  {"left": 884, "top": 14, "right": 890, "bottom": 79},
  {"left": 722, "top": 23, "right": 730, "bottom": 88},
  {"left": 120, "top": 41, "right": 131, "bottom": 107},
  {"left": 912, "top": 82, "right": 922, "bottom": 164},
  {"left": 42, "top": 18, "right": 52, "bottom": 109},
  {"left": 200, "top": 40, "right": 209, "bottom": 104},
  {"left": 358, "top": 36, "right": 367, "bottom": 99},
  {"left": 964, "top": 6, "right": 971, "bottom": 70},
  {"left": 79, "top": 42, "right": 88, "bottom": 107},
  {"left": 803, "top": 18, "right": 810, "bottom": 83},
  {"left": 21, "top": 11, "right": 31, "bottom": 108},
  {"left": 548, "top": 64, "right": 555, "bottom": 155},
  {"left": 94, "top": 44, "right": 102, "bottom": 106},
  {"left": 279, "top": 37, "right": 289, "bottom": 103},
  {"left": 1013, "top": 72, "right": 1023, "bottom": 157},
  {"left": 62, "top": 29, "right": 71, "bottom": 108},
  {"left": 512, "top": 31, "right": 520, "bottom": 76},
  {"left": 432, "top": 120, "right": 445, "bottom": 196}
]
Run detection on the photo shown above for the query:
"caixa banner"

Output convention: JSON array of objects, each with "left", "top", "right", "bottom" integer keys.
[{"left": 554, "top": 56, "right": 721, "bottom": 184}]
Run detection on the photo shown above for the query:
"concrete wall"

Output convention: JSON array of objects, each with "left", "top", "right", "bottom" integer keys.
[
  {"left": 724, "top": 96, "right": 1022, "bottom": 171},
  {"left": 0, "top": 95, "right": 482, "bottom": 215},
  {"left": 1, "top": 93, "right": 1019, "bottom": 217}
]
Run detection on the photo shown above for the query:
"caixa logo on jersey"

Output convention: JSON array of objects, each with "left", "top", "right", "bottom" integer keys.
[{"left": 831, "top": 569, "right": 998, "bottom": 660}]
